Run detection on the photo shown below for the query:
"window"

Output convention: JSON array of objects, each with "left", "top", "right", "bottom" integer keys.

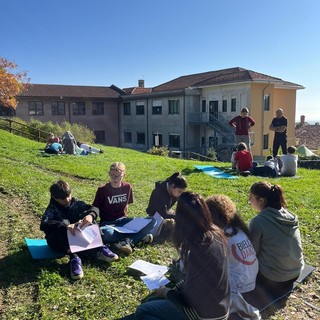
[
  {"left": 263, "top": 134, "right": 269, "bottom": 150},
  {"left": 28, "top": 101, "right": 43, "bottom": 116},
  {"left": 152, "top": 100, "right": 162, "bottom": 115},
  {"left": 136, "top": 132, "right": 145, "bottom": 144},
  {"left": 73, "top": 102, "right": 85, "bottom": 115},
  {"left": 222, "top": 99, "right": 227, "bottom": 112},
  {"left": 153, "top": 133, "right": 163, "bottom": 146},
  {"left": 123, "top": 102, "right": 131, "bottom": 115},
  {"left": 169, "top": 134, "right": 180, "bottom": 148},
  {"left": 124, "top": 131, "right": 132, "bottom": 143},
  {"left": 152, "top": 106, "right": 162, "bottom": 115},
  {"left": 136, "top": 104, "right": 145, "bottom": 115},
  {"left": 231, "top": 98, "right": 236, "bottom": 112},
  {"left": 93, "top": 102, "right": 104, "bottom": 115},
  {"left": 168, "top": 100, "right": 180, "bottom": 114},
  {"left": 51, "top": 101, "right": 65, "bottom": 115},
  {"left": 202, "top": 100, "right": 206, "bottom": 112},
  {"left": 264, "top": 94, "right": 270, "bottom": 111},
  {"left": 94, "top": 130, "right": 105, "bottom": 143}
]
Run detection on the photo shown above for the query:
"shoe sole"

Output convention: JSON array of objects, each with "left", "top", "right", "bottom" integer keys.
[
  {"left": 97, "top": 252, "right": 119, "bottom": 262},
  {"left": 71, "top": 272, "right": 84, "bottom": 280},
  {"left": 113, "top": 245, "right": 132, "bottom": 255}
]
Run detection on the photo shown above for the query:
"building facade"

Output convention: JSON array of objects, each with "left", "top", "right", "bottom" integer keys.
[
  {"left": 8, "top": 67, "right": 303, "bottom": 158},
  {"left": 14, "top": 84, "right": 121, "bottom": 146}
]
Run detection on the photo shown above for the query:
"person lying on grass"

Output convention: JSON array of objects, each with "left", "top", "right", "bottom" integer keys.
[{"left": 40, "top": 180, "right": 118, "bottom": 280}]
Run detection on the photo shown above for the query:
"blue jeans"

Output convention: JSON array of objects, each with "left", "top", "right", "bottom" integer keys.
[
  {"left": 100, "top": 217, "right": 156, "bottom": 245},
  {"left": 134, "top": 296, "right": 188, "bottom": 320}
]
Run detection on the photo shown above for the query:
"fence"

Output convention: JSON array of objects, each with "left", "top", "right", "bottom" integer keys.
[{"left": 0, "top": 117, "right": 49, "bottom": 142}]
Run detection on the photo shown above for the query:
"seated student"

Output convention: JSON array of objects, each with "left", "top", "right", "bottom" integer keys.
[
  {"left": 40, "top": 180, "right": 119, "bottom": 280},
  {"left": 234, "top": 142, "right": 253, "bottom": 173},
  {"left": 146, "top": 172, "right": 187, "bottom": 239},
  {"left": 122, "top": 192, "right": 230, "bottom": 320},
  {"left": 206, "top": 194, "right": 260, "bottom": 319},
  {"left": 206, "top": 194, "right": 258, "bottom": 295},
  {"left": 230, "top": 147, "right": 237, "bottom": 170},
  {"left": 93, "top": 162, "right": 156, "bottom": 255},
  {"left": 252, "top": 156, "right": 280, "bottom": 178},
  {"left": 247, "top": 181, "right": 304, "bottom": 305},
  {"left": 44, "top": 141, "right": 63, "bottom": 154},
  {"left": 46, "top": 132, "right": 61, "bottom": 147},
  {"left": 278, "top": 146, "right": 298, "bottom": 176}
]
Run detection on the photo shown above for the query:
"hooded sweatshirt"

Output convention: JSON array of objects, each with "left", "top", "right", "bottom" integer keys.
[{"left": 249, "top": 207, "right": 304, "bottom": 282}]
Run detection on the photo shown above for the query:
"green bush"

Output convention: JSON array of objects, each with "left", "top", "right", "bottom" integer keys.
[
  {"left": 146, "top": 145, "right": 169, "bottom": 157},
  {"left": 207, "top": 147, "right": 217, "bottom": 161}
]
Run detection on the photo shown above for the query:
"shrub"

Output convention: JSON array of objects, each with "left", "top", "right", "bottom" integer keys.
[
  {"left": 207, "top": 147, "right": 217, "bottom": 161},
  {"left": 146, "top": 146, "right": 169, "bottom": 157}
]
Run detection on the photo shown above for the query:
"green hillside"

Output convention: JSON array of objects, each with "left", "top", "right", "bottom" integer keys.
[{"left": 0, "top": 129, "right": 319, "bottom": 319}]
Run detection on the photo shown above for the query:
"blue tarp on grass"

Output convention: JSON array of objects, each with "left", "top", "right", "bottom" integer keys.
[{"left": 194, "top": 165, "right": 238, "bottom": 179}]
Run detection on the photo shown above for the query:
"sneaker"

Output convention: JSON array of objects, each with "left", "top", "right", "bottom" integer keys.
[
  {"left": 141, "top": 233, "right": 153, "bottom": 244},
  {"left": 97, "top": 246, "right": 119, "bottom": 262},
  {"left": 113, "top": 238, "right": 133, "bottom": 255},
  {"left": 70, "top": 256, "right": 84, "bottom": 280}
]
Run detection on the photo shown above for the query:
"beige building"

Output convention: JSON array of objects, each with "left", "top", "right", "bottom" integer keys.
[
  {"left": 120, "top": 68, "right": 304, "bottom": 158},
  {"left": 3, "top": 67, "right": 303, "bottom": 158}
]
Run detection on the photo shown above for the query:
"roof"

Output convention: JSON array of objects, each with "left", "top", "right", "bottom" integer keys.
[
  {"left": 18, "top": 84, "right": 120, "bottom": 99},
  {"left": 296, "top": 124, "right": 320, "bottom": 150},
  {"left": 122, "top": 87, "right": 152, "bottom": 95},
  {"left": 152, "top": 67, "right": 304, "bottom": 93}
]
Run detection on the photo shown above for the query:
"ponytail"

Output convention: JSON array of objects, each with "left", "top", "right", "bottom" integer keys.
[{"left": 250, "top": 181, "right": 286, "bottom": 210}]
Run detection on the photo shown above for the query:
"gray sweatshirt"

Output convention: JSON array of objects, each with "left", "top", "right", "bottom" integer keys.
[{"left": 249, "top": 207, "right": 304, "bottom": 282}]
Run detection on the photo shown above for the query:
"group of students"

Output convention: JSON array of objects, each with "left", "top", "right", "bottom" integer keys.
[
  {"left": 44, "top": 131, "right": 104, "bottom": 155},
  {"left": 231, "top": 142, "right": 298, "bottom": 177},
  {"left": 40, "top": 161, "right": 304, "bottom": 320}
]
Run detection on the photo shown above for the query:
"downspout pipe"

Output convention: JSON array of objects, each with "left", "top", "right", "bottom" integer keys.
[{"left": 262, "top": 82, "right": 270, "bottom": 155}]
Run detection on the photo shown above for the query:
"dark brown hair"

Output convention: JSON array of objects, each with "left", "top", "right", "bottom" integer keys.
[
  {"left": 250, "top": 181, "right": 286, "bottom": 210},
  {"left": 173, "top": 191, "right": 226, "bottom": 257},
  {"left": 50, "top": 180, "right": 71, "bottom": 199},
  {"left": 165, "top": 172, "right": 187, "bottom": 189}
]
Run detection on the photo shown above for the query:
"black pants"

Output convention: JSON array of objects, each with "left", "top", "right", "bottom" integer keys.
[
  {"left": 45, "top": 223, "right": 70, "bottom": 253},
  {"left": 273, "top": 134, "right": 287, "bottom": 157}
]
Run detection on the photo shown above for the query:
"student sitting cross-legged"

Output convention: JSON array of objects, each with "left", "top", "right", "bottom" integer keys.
[
  {"left": 40, "top": 180, "right": 119, "bottom": 280},
  {"left": 93, "top": 162, "right": 156, "bottom": 255}
]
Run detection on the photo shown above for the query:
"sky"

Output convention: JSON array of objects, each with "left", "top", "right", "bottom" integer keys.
[{"left": 2, "top": 0, "right": 320, "bottom": 123}]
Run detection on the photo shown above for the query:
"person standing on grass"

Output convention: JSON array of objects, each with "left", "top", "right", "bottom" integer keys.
[
  {"left": 247, "top": 181, "right": 304, "bottom": 303},
  {"left": 228, "top": 107, "right": 255, "bottom": 151},
  {"left": 122, "top": 192, "right": 230, "bottom": 320},
  {"left": 93, "top": 162, "right": 156, "bottom": 256},
  {"left": 269, "top": 108, "right": 288, "bottom": 157},
  {"left": 40, "top": 180, "right": 119, "bottom": 280}
]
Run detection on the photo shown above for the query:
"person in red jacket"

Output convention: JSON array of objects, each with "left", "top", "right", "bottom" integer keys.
[
  {"left": 229, "top": 107, "right": 255, "bottom": 151},
  {"left": 234, "top": 142, "right": 253, "bottom": 173}
]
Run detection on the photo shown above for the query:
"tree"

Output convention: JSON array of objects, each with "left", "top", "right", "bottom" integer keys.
[{"left": 0, "top": 57, "right": 30, "bottom": 109}]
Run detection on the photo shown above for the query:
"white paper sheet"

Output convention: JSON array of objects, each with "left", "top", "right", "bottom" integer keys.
[
  {"left": 129, "top": 259, "right": 169, "bottom": 276},
  {"left": 109, "top": 217, "right": 151, "bottom": 233}
]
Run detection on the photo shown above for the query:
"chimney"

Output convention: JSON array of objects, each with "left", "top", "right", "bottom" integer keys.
[
  {"left": 300, "top": 115, "right": 305, "bottom": 125},
  {"left": 138, "top": 79, "right": 144, "bottom": 88}
]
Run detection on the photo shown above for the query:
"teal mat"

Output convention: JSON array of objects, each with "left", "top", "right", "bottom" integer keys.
[
  {"left": 194, "top": 165, "right": 238, "bottom": 179},
  {"left": 25, "top": 238, "right": 65, "bottom": 259}
]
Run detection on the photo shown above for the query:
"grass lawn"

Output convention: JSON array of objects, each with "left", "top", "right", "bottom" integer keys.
[{"left": 0, "top": 129, "right": 319, "bottom": 320}]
